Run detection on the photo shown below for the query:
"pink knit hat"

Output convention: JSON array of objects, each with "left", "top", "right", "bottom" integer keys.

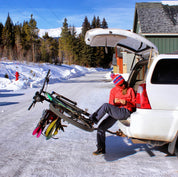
[{"left": 111, "top": 74, "right": 125, "bottom": 86}]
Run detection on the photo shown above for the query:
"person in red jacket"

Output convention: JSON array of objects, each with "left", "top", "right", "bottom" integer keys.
[{"left": 89, "top": 74, "right": 136, "bottom": 155}]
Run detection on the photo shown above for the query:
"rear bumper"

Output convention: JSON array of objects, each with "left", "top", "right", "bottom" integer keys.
[{"left": 118, "top": 109, "right": 178, "bottom": 142}]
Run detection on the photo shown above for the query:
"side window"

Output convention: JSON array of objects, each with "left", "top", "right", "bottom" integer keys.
[{"left": 151, "top": 59, "right": 178, "bottom": 84}]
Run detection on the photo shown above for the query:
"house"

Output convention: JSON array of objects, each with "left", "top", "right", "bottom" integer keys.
[
  {"left": 113, "top": 2, "right": 178, "bottom": 74},
  {"left": 133, "top": 2, "right": 178, "bottom": 54}
]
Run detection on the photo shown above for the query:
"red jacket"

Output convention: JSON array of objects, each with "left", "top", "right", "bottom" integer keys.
[{"left": 109, "top": 86, "right": 136, "bottom": 112}]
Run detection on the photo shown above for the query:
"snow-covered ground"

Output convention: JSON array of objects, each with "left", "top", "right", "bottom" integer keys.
[{"left": 0, "top": 60, "right": 177, "bottom": 177}]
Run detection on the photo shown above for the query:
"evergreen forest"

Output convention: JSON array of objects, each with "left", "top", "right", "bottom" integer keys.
[{"left": 0, "top": 14, "right": 114, "bottom": 68}]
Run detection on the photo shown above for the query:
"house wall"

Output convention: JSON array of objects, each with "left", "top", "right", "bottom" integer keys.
[
  {"left": 122, "top": 53, "right": 135, "bottom": 73},
  {"left": 146, "top": 36, "right": 178, "bottom": 54},
  {"left": 112, "top": 51, "right": 137, "bottom": 74}
]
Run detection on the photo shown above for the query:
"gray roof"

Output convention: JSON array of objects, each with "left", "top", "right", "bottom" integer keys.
[{"left": 135, "top": 2, "right": 178, "bottom": 33}]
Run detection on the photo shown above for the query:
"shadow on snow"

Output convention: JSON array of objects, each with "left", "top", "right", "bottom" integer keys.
[
  {"left": 0, "top": 89, "right": 23, "bottom": 106},
  {"left": 104, "top": 135, "right": 174, "bottom": 161},
  {"left": 0, "top": 102, "right": 19, "bottom": 106},
  {"left": 0, "top": 89, "right": 24, "bottom": 98}
]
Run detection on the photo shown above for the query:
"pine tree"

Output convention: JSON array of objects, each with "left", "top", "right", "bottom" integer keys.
[
  {"left": 20, "top": 15, "right": 39, "bottom": 62},
  {"left": 2, "top": 13, "right": 15, "bottom": 60},
  {"left": 40, "top": 39, "right": 49, "bottom": 62},
  {"left": 78, "top": 16, "right": 92, "bottom": 66},
  {"left": 50, "top": 38, "right": 59, "bottom": 64},
  {"left": 40, "top": 32, "right": 59, "bottom": 64},
  {"left": 96, "top": 16, "right": 101, "bottom": 28},
  {"left": 61, "top": 18, "right": 70, "bottom": 38},
  {"left": 101, "top": 18, "right": 108, "bottom": 29},
  {"left": 81, "top": 16, "right": 90, "bottom": 37},
  {"left": 21, "top": 20, "right": 30, "bottom": 54},
  {"left": 78, "top": 34, "right": 92, "bottom": 67},
  {"left": 73, "top": 36, "right": 82, "bottom": 65},
  {"left": 69, "top": 25, "right": 78, "bottom": 64},
  {"left": 60, "top": 18, "right": 70, "bottom": 64},
  {"left": 29, "top": 14, "right": 39, "bottom": 62},
  {"left": 58, "top": 38, "right": 64, "bottom": 64},
  {"left": 91, "top": 16, "right": 97, "bottom": 29},
  {"left": 59, "top": 18, "right": 76, "bottom": 65},
  {"left": 14, "top": 23, "right": 23, "bottom": 60},
  {"left": 21, "top": 21, "right": 31, "bottom": 61}
]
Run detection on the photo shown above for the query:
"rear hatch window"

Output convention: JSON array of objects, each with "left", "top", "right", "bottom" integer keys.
[{"left": 151, "top": 59, "right": 178, "bottom": 84}]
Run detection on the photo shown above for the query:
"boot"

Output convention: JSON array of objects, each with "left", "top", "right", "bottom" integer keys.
[
  {"left": 89, "top": 112, "right": 98, "bottom": 124},
  {"left": 93, "top": 148, "right": 105, "bottom": 155}
]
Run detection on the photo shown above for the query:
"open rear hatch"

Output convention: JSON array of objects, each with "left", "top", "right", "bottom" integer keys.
[{"left": 85, "top": 28, "right": 158, "bottom": 57}]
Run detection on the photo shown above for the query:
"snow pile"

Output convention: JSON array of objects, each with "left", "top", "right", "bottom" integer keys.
[
  {"left": 39, "top": 27, "right": 82, "bottom": 38},
  {"left": 0, "top": 60, "right": 106, "bottom": 91}
]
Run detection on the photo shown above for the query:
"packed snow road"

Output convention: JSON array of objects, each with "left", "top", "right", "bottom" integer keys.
[{"left": 0, "top": 72, "right": 177, "bottom": 177}]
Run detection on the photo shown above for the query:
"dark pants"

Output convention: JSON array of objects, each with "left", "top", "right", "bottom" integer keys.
[{"left": 90, "top": 103, "right": 131, "bottom": 150}]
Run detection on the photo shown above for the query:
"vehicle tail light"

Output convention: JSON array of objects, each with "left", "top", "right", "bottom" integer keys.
[{"left": 136, "top": 83, "right": 151, "bottom": 109}]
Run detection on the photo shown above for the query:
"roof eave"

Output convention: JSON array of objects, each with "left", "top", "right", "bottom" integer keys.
[{"left": 142, "top": 33, "right": 178, "bottom": 36}]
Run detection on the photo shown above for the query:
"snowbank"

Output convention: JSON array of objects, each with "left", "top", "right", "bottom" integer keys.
[{"left": 0, "top": 60, "right": 107, "bottom": 91}]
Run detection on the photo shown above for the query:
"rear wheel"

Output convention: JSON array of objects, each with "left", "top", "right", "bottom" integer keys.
[{"left": 49, "top": 104, "right": 94, "bottom": 132}]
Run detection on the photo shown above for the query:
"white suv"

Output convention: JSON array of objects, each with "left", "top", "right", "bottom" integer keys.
[{"left": 85, "top": 28, "right": 178, "bottom": 156}]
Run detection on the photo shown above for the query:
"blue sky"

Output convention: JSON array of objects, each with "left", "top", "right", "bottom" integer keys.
[{"left": 0, "top": 0, "right": 173, "bottom": 30}]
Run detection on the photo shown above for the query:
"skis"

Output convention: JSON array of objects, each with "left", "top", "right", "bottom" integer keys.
[{"left": 32, "top": 109, "right": 67, "bottom": 140}]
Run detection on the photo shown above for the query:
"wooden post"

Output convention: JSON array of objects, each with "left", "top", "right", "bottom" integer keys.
[
  {"left": 117, "top": 57, "right": 123, "bottom": 74},
  {"left": 115, "top": 47, "right": 123, "bottom": 74}
]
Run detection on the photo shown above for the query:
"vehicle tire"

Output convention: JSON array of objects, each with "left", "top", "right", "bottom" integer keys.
[{"left": 49, "top": 104, "right": 94, "bottom": 132}]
